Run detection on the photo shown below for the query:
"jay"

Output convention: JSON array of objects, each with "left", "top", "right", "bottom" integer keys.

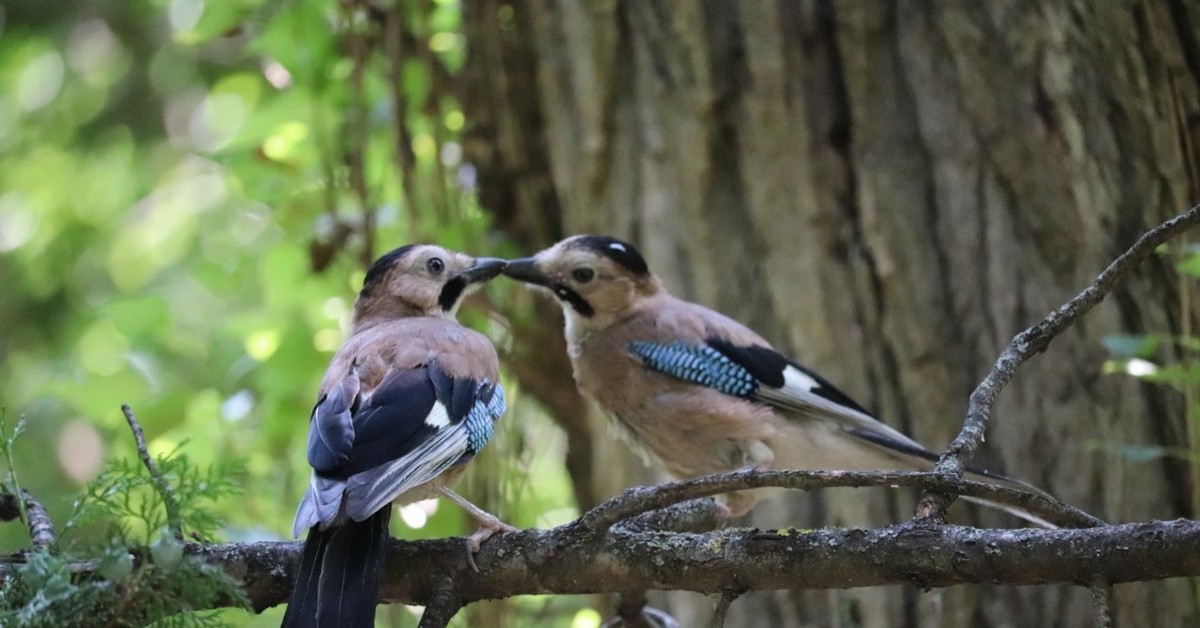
[
  {"left": 503, "top": 235, "right": 1048, "bottom": 521},
  {"left": 282, "top": 245, "right": 512, "bottom": 628}
]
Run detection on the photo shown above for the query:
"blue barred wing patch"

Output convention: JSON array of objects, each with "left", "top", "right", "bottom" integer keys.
[
  {"left": 465, "top": 383, "right": 506, "bottom": 454},
  {"left": 629, "top": 341, "right": 757, "bottom": 398}
]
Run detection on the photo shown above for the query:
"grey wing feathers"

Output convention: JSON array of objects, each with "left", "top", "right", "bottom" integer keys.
[{"left": 343, "top": 425, "right": 470, "bottom": 521}]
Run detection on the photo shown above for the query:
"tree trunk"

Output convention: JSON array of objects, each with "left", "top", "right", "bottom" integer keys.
[{"left": 462, "top": 1, "right": 1200, "bottom": 626}]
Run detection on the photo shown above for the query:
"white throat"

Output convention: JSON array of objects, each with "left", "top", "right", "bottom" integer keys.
[{"left": 563, "top": 306, "right": 590, "bottom": 358}]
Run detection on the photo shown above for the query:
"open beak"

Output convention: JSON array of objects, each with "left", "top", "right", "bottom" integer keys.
[
  {"left": 501, "top": 257, "right": 552, "bottom": 286},
  {"left": 457, "top": 257, "right": 508, "bottom": 283}
]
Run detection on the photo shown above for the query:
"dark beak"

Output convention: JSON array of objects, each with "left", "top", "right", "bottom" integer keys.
[
  {"left": 501, "top": 257, "right": 552, "bottom": 286},
  {"left": 457, "top": 257, "right": 507, "bottom": 283}
]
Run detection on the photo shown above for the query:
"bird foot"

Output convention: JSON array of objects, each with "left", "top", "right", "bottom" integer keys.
[
  {"left": 435, "top": 485, "right": 518, "bottom": 571},
  {"left": 463, "top": 514, "right": 518, "bottom": 572}
]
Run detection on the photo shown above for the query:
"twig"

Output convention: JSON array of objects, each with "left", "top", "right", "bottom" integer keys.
[
  {"left": 341, "top": 2, "right": 375, "bottom": 268},
  {"left": 709, "top": 590, "right": 738, "bottom": 628},
  {"left": 580, "top": 469, "right": 1103, "bottom": 531},
  {"left": 121, "top": 404, "right": 183, "bottom": 540},
  {"left": 921, "top": 203, "right": 1200, "bottom": 519},
  {"left": 1090, "top": 580, "right": 1113, "bottom": 628},
  {"left": 0, "top": 414, "right": 29, "bottom": 544},
  {"left": 613, "top": 498, "right": 724, "bottom": 534},
  {"left": 0, "top": 490, "right": 56, "bottom": 549}
]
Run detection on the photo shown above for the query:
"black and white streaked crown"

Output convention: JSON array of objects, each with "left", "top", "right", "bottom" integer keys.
[{"left": 570, "top": 235, "right": 650, "bottom": 276}]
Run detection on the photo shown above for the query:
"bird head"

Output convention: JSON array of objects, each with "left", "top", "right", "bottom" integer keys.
[
  {"left": 353, "top": 245, "right": 506, "bottom": 327},
  {"left": 503, "top": 235, "right": 661, "bottom": 330}
]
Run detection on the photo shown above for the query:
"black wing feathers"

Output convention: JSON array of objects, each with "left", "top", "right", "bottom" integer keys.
[
  {"left": 344, "top": 368, "right": 439, "bottom": 476},
  {"left": 705, "top": 338, "right": 786, "bottom": 387},
  {"left": 308, "top": 362, "right": 484, "bottom": 479},
  {"left": 306, "top": 374, "right": 358, "bottom": 474},
  {"left": 847, "top": 429, "right": 938, "bottom": 463},
  {"left": 706, "top": 337, "right": 873, "bottom": 416},
  {"left": 427, "top": 361, "right": 479, "bottom": 420}
]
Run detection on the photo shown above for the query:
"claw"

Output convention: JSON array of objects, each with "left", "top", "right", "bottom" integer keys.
[
  {"left": 463, "top": 516, "right": 518, "bottom": 572},
  {"left": 437, "top": 485, "right": 518, "bottom": 571}
]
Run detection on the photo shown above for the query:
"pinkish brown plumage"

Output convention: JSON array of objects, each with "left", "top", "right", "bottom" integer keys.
[
  {"left": 283, "top": 244, "right": 511, "bottom": 628},
  {"left": 504, "top": 235, "right": 1054, "bottom": 522}
]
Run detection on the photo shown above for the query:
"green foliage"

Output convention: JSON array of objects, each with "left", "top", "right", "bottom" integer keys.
[
  {"left": 1, "top": 414, "right": 32, "bottom": 540},
  {"left": 1, "top": 0, "right": 579, "bottom": 624},
  {"left": 0, "top": 544, "right": 246, "bottom": 628},
  {"left": 61, "top": 447, "right": 244, "bottom": 546},
  {"left": 0, "top": 421, "right": 249, "bottom": 626}
]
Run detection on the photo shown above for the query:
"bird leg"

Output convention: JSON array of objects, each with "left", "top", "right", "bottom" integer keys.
[
  {"left": 436, "top": 485, "right": 517, "bottom": 571},
  {"left": 720, "top": 490, "right": 759, "bottom": 519}
]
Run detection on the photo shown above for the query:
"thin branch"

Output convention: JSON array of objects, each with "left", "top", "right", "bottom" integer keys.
[
  {"left": 0, "top": 414, "right": 30, "bottom": 544},
  {"left": 342, "top": 3, "right": 375, "bottom": 267},
  {"left": 383, "top": 8, "right": 421, "bottom": 237},
  {"left": 580, "top": 469, "right": 1103, "bottom": 531},
  {"left": 922, "top": 203, "right": 1200, "bottom": 518},
  {"left": 0, "top": 490, "right": 56, "bottom": 549},
  {"left": 613, "top": 498, "right": 724, "bottom": 534},
  {"left": 121, "top": 404, "right": 183, "bottom": 540},
  {"left": 1090, "top": 580, "right": 1113, "bottom": 628}
]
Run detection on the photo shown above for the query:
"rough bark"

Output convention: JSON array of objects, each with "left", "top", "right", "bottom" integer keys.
[
  {"left": 8, "top": 491, "right": 1200, "bottom": 618},
  {"left": 462, "top": 1, "right": 1200, "bottom": 626},
  {"left": 172, "top": 518, "right": 1200, "bottom": 613}
]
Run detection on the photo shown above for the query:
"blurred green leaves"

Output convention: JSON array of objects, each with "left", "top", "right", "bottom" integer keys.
[{"left": 1, "top": 0, "right": 577, "bottom": 624}]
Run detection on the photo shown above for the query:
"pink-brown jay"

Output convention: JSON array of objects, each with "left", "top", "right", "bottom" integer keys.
[
  {"left": 502, "top": 235, "right": 1049, "bottom": 522},
  {"left": 282, "top": 245, "right": 512, "bottom": 628}
]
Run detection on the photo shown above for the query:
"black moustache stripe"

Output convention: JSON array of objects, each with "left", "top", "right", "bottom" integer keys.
[
  {"left": 439, "top": 277, "right": 467, "bottom": 311},
  {"left": 553, "top": 284, "right": 594, "bottom": 317}
]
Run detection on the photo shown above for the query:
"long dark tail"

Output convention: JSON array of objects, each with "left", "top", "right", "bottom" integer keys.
[{"left": 281, "top": 508, "right": 392, "bottom": 628}]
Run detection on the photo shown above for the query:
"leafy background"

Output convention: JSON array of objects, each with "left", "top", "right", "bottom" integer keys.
[
  {"left": 1, "top": 1, "right": 1194, "bottom": 626},
  {"left": 0, "top": 1, "right": 588, "bottom": 625}
]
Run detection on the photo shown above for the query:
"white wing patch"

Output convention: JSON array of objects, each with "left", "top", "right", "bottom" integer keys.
[
  {"left": 780, "top": 365, "right": 820, "bottom": 393},
  {"left": 424, "top": 401, "right": 451, "bottom": 428},
  {"left": 755, "top": 366, "right": 925, "bottom": 451},
  {"left": 609, "top": 242, "right": 627, "bottom": 252}
]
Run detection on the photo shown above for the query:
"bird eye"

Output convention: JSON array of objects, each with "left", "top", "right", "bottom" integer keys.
[
  {"left": 426, "top": 257, "right": 445, "bottom": 274},
  {"left": 571, "top": 268, "right": 595, "bottom": 283}
]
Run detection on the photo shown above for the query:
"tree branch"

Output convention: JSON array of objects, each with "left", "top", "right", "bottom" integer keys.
[
  {"left": 582, "top": 469, "right": 1103, "bottom": 530},
  {"left": 121, "top": 404, "right": 183, "bottom": 540},
  {"left": 4, "top": 517, "right": 1198, "bottom": 614},
  {"left": 922, "top": 203, "right": 1200, "bottom": 518},
  {"left": 81, "top": 517, "right": 1200, "bottom": 612},
  {"left": 1090, "top": 580, "right": 1113, "bottom": 628}
]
